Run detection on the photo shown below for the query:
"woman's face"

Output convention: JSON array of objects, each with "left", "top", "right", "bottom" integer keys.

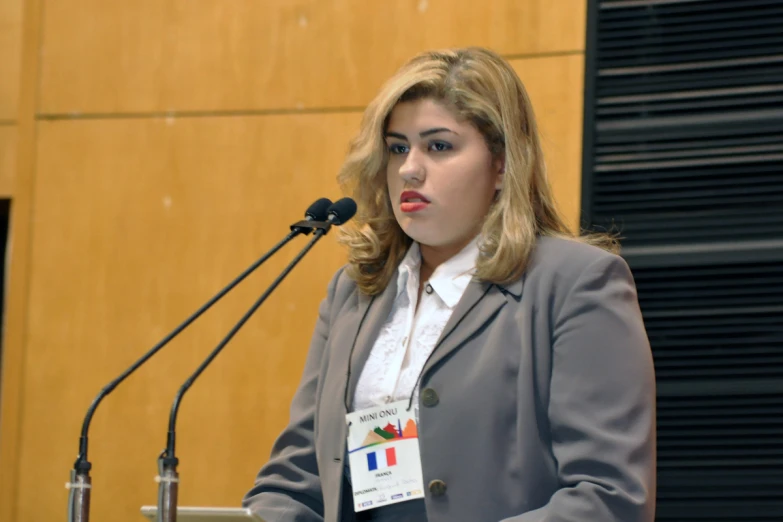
[{"left": 385, "top": 98, "right": 503, "bottom": 257}]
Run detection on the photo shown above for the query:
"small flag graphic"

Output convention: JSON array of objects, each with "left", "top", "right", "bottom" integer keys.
[{"left": 366, "top": 447, "right": 397, "bottom": 471}]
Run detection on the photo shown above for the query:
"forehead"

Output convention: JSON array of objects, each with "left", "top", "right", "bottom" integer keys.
[{"left": 386, "top": 98, "right": 465, "bottom": 131}]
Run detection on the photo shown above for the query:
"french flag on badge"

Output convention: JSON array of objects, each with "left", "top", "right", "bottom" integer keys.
[{"left": 366, "top": 447, "right": 397, "bottom": 471}]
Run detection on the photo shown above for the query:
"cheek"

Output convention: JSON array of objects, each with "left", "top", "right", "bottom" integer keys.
[
  {"left": 386, "top": 161, "right": 400, "bottom": 188},
  {"left": 442, "top": 162, "right": 497, "bottom": 202}
]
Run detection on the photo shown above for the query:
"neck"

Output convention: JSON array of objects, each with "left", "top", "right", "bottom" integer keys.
[{"left": 419, "top": 237, "right": 475, "bottom": 281}]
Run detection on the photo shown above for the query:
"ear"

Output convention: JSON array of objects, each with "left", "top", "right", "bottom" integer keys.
[{"left": 493, "top": 157, "right": 505, "bottom": 190}]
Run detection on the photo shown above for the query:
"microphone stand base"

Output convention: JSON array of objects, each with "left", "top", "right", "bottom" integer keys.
[
  {"left": 156, "top": 459, "right": 179, "bottom": 522},
  {"left": 66, "top": 469, "right": 92, "bottom": 522}
]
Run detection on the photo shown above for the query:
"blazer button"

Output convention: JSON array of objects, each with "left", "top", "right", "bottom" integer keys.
[
  {"left": 428, "top": 479, "right": 447, "bottom": 497},
  {"left": 421, "top": 388, "right": 439, "bottom": 407}
]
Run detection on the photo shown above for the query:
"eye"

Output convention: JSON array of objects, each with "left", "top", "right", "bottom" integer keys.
[
  {"left": 388, "top": 143, "right": 409, "bottom": 155},
  {"left": 429, "top": 141, "right": 452, "bottom": 152}
]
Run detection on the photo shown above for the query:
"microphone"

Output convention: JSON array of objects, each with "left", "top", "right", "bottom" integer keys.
[
  {"left": 66, "top": 197, "right": 333, "bottom": 522},
  {"left": 291, "top": 197, "right": 332, "bottom": 234},
  {"left": 287, "top": 196, "right": 355, "bottom": 233},
  {"left": 155, "top": 197, "right": 356, "bottom": 522},
  {"left": 326, "top": 197, "right": 358, "bottom": 225}
]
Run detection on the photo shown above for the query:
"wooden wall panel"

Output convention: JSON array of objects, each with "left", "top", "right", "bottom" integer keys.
[
  {"left": 0, "top": 0, "right": 43, "bottom": 520},
  {"left": 512, "top": 55, "right": 585, "bottom": 232},
  {"left": 0, "top": 0, "right": 23, "bottom": 120},
  {"left": 14, "top": 54, "right": 583, "bottom": 521},
  {"left": 6, "top": 3, "right": 589, "bottom": 521},
  {"left": 16, "top": 114, "right": 358, "bottom": 522},
  {"left": 0, "top": 125, "right": 16, "bottom": 196},
  {"left": 39, "top": 0, "right": 587, "bottom": 114}
]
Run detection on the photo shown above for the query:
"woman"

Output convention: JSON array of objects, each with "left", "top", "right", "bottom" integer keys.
[{"left": 243, "top": 47, "right": 656, "bottom": 522}]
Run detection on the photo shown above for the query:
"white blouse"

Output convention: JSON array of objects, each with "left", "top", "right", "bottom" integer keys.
[{"left": 352, "top": 238, "right": 480, "bottom": 418}]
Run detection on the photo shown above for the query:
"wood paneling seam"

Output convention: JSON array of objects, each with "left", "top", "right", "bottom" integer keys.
[{"left": 36, "top": 106, "right": 367, "bottom": 121}]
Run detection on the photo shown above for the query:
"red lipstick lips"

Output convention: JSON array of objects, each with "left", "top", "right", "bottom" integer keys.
[{"left": 400, "top": 190, "right": 430, "bottom": 213}]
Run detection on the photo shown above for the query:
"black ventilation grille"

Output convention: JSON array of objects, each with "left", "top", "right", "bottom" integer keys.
[
  {"left": 633, "top": 251, "right": 783, "bottom": 521},
  {"left": 633, "top": 259, "right": 783, "bottom": 382},
  {"left": 585, "top": 0, "right": 783, "bottom": 248},
  {"left": 584, "top": 1, "right": 783, "bottom": 520},
  {"left": 656, "top": 392, "right": 783, "bottom": 521},
  {"left": 597, "top": 0, "right": 783, "bottom": 68}
]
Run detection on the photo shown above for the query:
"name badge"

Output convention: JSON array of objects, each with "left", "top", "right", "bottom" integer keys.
[{"left": 345, "top": 400, "right": 425, "bottom": 512}]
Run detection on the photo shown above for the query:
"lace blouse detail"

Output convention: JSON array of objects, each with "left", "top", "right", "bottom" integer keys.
[{"left": 352, "top": 239, "right": 479, "bottom": 418}]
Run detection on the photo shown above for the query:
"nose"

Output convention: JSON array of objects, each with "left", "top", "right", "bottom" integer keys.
[{"left": 398, "top": 148, "right": 425, "bottom": 184}]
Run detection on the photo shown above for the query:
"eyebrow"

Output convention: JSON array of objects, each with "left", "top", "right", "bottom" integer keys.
[{"left": 384, "top": 128, "right": 459, "bottom": 141}]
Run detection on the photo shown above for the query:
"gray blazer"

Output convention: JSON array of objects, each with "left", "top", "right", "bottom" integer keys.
[{"left": 243, "top": 237, "right": 656, "bottom": 521}]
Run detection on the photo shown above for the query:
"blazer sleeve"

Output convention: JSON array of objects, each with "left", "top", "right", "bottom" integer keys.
[
  {"left": 502, "top": 254, "right": 656, "bottom": 522},
  {"left": 242, "top": 268, "right": 343, "bottom": 522}
]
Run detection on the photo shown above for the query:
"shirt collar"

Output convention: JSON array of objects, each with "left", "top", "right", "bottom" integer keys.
[
  {"left": 395, "top": 242, "right": 421, "bottom": 301},
  {"left": 395, "top": 237, "right": 480, "bottom": 309},
  {"left": 428, "top": 237, "right": 480, "bottom": 308}
]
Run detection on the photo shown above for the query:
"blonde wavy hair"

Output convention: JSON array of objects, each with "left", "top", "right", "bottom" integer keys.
[{"left": 338, "top": 47, "right": 617, "bottom": 295}]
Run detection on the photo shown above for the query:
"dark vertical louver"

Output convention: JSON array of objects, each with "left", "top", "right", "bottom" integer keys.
[
  {"left": 0, "top": 200, "right": 7, "bottom": 356},
  {"left": 582, "top": 1, "right": 783, "bottom": 520}
]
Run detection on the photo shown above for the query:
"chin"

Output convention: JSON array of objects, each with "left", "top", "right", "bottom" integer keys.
[{"left": 400, "top": 225, "right": 450, "bottom": 248}]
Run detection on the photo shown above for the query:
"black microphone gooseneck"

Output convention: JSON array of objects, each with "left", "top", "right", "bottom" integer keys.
[
  {"left": 155, "top": 198, "right": 357, "bottom": 522},
  {"left": 66, "top": 197, "right": 333, "bottom": 522}
]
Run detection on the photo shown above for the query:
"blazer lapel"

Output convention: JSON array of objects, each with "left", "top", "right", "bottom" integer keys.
[
  {"left": 422, "top": 277, "right": 523, "bottom": 376},
  {"left": 344, "top": 276, "right": 399, "bottom": 407}
]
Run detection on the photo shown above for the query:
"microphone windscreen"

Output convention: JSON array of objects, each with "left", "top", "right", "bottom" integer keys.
[
  {"left": 305, "top": 198, "right": 333, "bottom": 221},
  {"left": 327, "top": 198, "right": 357, "bottom": 225}
]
